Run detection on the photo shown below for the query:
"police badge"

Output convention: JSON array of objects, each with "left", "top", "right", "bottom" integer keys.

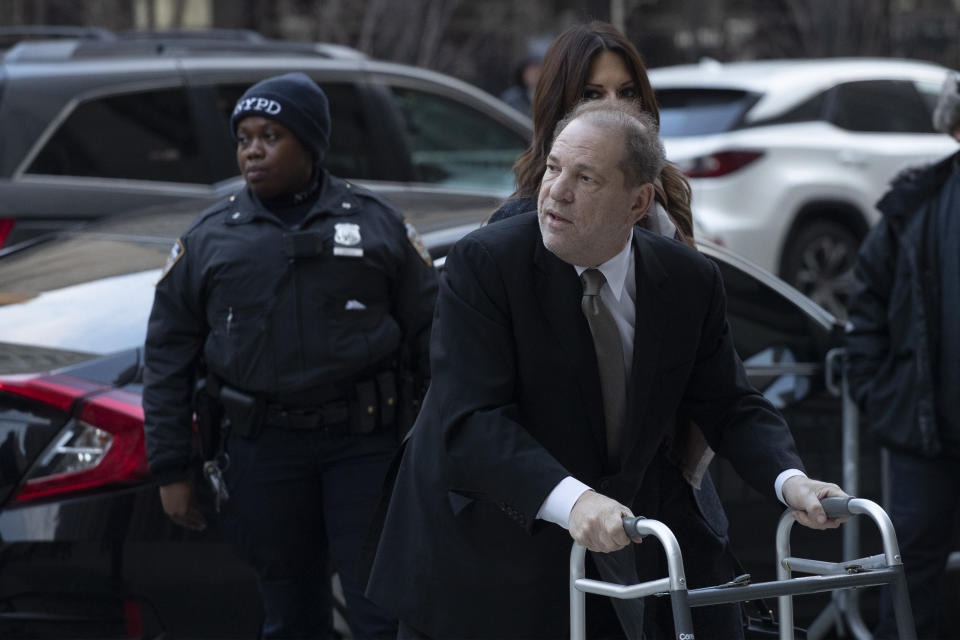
[
  {"left": 334, "top": 223, "right": 361, "bottom": 246},
  {"left": 333, "top": 222, "right": 363, "bottom": 257}
]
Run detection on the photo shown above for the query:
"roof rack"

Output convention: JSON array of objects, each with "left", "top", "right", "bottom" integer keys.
[
  {"left": 0, "top": 26, "right": 268, "bottom": 43},
  {"left": 0, "top": 25, "right": 115, "bottom": 53},
  {"left": 115, "top": 28, "right": 266, "bottom": 43},
  {"left": 0, "top": 26, "right": 116, "bottom": 41},
  {"left": 1, "top": 28, "right": 366, "bottom": 63}
]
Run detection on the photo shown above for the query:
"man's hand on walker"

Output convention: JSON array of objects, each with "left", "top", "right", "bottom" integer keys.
[
  {"left": 568, "top": 491, "right": 642, "bottom": 552},
  {"left": 782, "top": 476, "right": 849, "bottom": 530}
]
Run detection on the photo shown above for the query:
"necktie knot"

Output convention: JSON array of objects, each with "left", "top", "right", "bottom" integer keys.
[
  {"left": 580, "top": 268, "right": 606, "bottom": 296},
  {"left": 581, "top": 268, "right": 606, "bottom": 315}
]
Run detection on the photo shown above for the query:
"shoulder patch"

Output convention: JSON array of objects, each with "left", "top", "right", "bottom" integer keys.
[
  {"left": 184, "top": 193, "right": 239, "bottom": 234},
  {"left": 404, "top": 220, "right": 433, "bottom": 266},
  {"left": 157, "top": 239, "right": 185, "bottom": 284}
]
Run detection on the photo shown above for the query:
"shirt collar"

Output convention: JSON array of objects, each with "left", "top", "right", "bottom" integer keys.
[{"left": 574, "top": 230, "right": 634, "bottom": 303}]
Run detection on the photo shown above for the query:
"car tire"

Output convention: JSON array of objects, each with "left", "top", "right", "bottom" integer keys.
[{"left": 780, "top": 220, "right": 860, "bottom": 320}]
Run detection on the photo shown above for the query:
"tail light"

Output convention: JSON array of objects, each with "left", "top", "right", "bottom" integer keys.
[
  {"left": 0, "top": 217, "right": 14, "bottom": 248},
  {"left": 0, "top": 374, "right": 149, "bottom": 504},
  {"left": 0, "top": 373, "right": 93, "bottom": 410},
  {"left": 680, "top": 150, "right": 764, "bottom": 178}
]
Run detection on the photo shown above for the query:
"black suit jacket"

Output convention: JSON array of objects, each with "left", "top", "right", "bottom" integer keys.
[{"left": 366, "top": 213, "right": 804, "bottom": 638}]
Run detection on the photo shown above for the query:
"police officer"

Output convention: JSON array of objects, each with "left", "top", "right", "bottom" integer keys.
[{"left": 142, "top": 72, "right": 437, "bottom": 640}]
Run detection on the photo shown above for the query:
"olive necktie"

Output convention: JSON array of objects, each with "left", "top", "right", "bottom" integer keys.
[{"left": 580, "top": 268, "right": 626, "bottom": 465}]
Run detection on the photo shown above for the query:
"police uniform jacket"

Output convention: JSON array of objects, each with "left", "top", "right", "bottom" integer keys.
[{"left": 143, "top": 171, "right": 438, "bottom": 485}]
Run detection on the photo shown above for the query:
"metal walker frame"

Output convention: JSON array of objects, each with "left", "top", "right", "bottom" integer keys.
[{"left": 570, "top": 497, "right": 916, "bottom": 640}]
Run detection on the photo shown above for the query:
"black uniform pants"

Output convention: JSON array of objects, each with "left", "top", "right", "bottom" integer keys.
[
  {"left": 222, "top": 424, "right": 398, "bottom": 640},
  {"left": 873, "top": 449, "right": 960, "bottom": 640}
]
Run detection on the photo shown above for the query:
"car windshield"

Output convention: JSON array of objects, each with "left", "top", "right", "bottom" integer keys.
[{"left": 656, "top": 89, "right": 756, "bottom": 137}]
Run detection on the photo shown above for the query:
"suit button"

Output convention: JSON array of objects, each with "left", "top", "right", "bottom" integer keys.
[{"left": 599, "top": 479, "right": 610, "bottom": 490}]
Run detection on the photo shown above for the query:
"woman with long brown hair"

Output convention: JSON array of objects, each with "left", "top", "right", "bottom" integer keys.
[{"left": 490, "top": 20, "right": 694, "bottom": 247}]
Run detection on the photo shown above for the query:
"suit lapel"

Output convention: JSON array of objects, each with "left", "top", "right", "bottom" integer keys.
[
  {"left": 620, "top": 230, "right": 670, "bottom": 468},
  {"left": 533, "top": 238, "right": 607, "bottom": 459}
]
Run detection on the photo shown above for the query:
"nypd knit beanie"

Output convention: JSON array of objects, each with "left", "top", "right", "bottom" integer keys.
[
  {"left": 231, "top": 72, "right": 331, "bottom": 161},
  {"left": 932, "top": 71, "right": 960, "bottom": 134}
]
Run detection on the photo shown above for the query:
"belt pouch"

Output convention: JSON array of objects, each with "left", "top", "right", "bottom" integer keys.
[
  {"left": 220, "top": 385, "right": 265, "bottom": 439},
  {"left": 376, "top": 371, "right": 397, "bottom": 427},
  {"left": 350, "top": 380, "right": 378, "bottom": 434}
]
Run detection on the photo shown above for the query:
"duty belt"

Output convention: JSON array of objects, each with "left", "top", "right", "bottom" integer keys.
[
  {"left": 265, "top": 401, "right": 350, "bottom": 431},
  {"left": 209, "top": 369, "right": 397, "bottom": 436}
]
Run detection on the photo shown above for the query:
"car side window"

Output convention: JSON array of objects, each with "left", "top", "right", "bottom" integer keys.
[
  {"left": 829, "top": 80, "right": 935, "bottom": 133},
  {"left": 656, "top": 89, "right": 758, "bottom": 136},
  {"left": 27, "top": 88, "right": 211, "bottom": 183},
  {"left": 213, "top": 82, "right": 375, "bottom": 182},
  {"left": 387, "top": 87, "right": 527, "bottom": 192}
]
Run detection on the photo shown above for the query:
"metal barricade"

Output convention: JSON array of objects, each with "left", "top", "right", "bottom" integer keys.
[{"left": 818, "top": 348, "right": 960, "bottom": 639}]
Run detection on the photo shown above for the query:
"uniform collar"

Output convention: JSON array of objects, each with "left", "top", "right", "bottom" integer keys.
[
  {"left": 225, "top": 170, "right": 362, "bottom": 226},
  {"left": 308, "top": 171, "right": 362, "bottom": 221}
]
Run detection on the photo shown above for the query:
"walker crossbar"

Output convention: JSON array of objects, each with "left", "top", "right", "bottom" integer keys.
[{"left": 569, "top": 497, "right": 916, "bottom": 640}]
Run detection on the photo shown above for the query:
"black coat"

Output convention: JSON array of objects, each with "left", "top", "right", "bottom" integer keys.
[
  {"left": 142, "top": 172, "right": 438, "bottom": 484},
  {"left": 845, "top": 151, "right": 960, "bottom": 457},
  {"left": 366, "top": 213, "right": 804, "bottom": 638}
]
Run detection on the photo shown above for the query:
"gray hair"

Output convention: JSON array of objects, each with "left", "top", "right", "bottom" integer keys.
[{"left": 552, "top": 99, "right": 666, "bottom": 188}]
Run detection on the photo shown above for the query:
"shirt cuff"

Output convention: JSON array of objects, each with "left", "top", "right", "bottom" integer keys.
[
  {"left": 536, "top": 476, "right": 593, "bottom": 529},
  {"left": 775, "top": 468, "right": 807, "bottom": 505}
]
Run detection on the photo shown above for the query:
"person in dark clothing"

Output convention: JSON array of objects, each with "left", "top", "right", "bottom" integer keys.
[
  {"left": 845, "top": 70, "right": 960, "bottom": 640},
  {"left": 368, "top": 99, "right": 847, "bottom": 640},
  {"left": 489, "top": 21, "right": 694, "bottom": 248},
  {"left": 142, "top": 72, "right": 437, "bottom": 640},
  {"left": 499, "top": 53, "right": 541, "bottom": 117}
]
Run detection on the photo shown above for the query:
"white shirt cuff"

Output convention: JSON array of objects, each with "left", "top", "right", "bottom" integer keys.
[
  {"left": 775, "top": 468, "right": 807, "bottom": 505},
  {"left": 536, "top": 476, "right": 593, "bottom": 529}
]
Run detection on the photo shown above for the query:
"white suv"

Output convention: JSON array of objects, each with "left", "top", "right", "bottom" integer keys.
[{"left": 650, "top": 58, "right": 958, "bottom": 318}]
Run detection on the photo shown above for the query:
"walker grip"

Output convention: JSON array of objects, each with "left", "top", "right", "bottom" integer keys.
[
  {"left": 820, "top": 496, "right": 854, "bottom": 518},
  {"left": 622, "top": 516, "right": 647, "bottom": 540}
]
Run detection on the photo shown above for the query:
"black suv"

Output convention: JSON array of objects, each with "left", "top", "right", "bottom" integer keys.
[{"left": 0, "top": 28, "right": 531, "bottom": 248}]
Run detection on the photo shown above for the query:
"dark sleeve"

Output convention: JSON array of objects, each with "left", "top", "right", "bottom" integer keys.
[
  {"left": 390, "top": 221, "right": 439, "bottom": 377},
  {"left": 844, "top": 221, "right": 896, "bottom": 407},
  {"left": 142, "top": 234, "right": 207, "bottom": 486},
  {"left": 413, "top": 236, "right": 569, "bottom": 529},
  {"left": 486, "top": 197, "right": 535, "bottom": 224},
  {"left": 680, "top": 260, "right": 806, "bottom": 499}
]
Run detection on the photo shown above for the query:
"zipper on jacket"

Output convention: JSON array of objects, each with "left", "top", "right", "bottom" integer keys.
[{"left": 290, "top": 258, "right": 306, "bottom": 382}]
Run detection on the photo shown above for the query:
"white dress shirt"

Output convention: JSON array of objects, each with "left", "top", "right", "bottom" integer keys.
[{"left": 535, "top": 229, "right": 805, "bottom": 529}]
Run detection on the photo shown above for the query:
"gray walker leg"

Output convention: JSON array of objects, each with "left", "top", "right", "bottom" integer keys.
[
  {"left": 570, "top": 518, "right": 694, "bottom": 640},
  {"left": 776, "top": 497, "right": 916, "bottom": 640}
]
